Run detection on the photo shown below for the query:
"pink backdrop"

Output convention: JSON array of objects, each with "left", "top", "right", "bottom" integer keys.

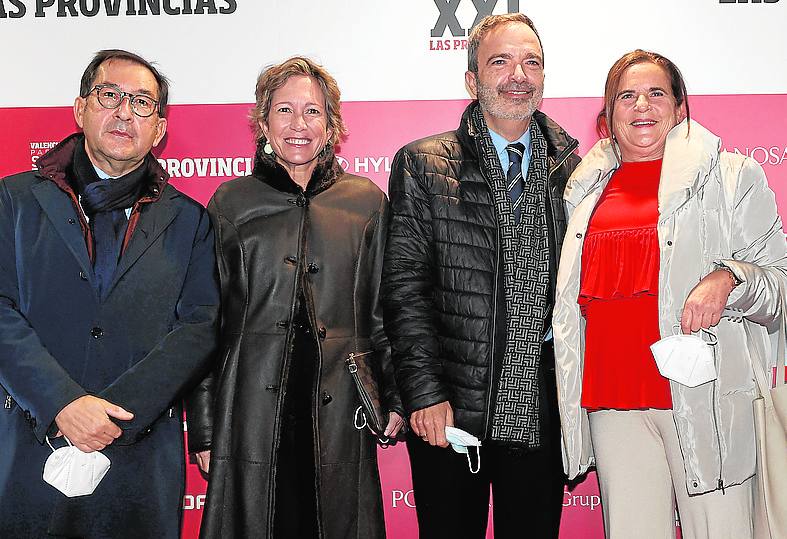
[{"left": 2, "top": 94, "right": 785, "bottom": 538}]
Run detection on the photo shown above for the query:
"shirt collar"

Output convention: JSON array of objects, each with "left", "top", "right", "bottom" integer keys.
[
  {"left": 489, "top": 126, "right": 532, "bottom": 164},
  {"left": 93, "top": 164, "right": 115, "bottom": 180}
]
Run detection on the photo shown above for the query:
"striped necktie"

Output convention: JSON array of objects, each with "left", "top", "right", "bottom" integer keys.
[{"left": 506, "top": 142, "right": 526, "bottom": 223}]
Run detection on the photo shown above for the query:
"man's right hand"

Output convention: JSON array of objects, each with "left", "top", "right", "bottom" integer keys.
[
  {"left": 195, "top": 450, "right": 211, "bottom": 474},
  {"left": 410, "top": 401, "right": 453, "bottom": 448},
  {"left": 54, "top": 395, "right": 134, "bottom": 453}
]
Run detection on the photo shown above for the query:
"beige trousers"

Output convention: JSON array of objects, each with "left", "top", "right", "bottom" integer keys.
[{"left": 588, "top": 409, "right": 753, "bottom": 539}]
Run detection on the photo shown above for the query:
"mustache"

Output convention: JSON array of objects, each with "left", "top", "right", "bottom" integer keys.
[
  {"left": 105, "top": 123, "right": 135, "bottom": 135},
  {"left": 497, "top": 83, "right": 538, "bottom": 94}
]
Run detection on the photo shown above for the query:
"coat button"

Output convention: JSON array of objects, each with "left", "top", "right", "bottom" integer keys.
[
  {"left": 286, "top": 196, "right": 307, "bottom": 206},
  {"left": 91, "top": 327, "right": 104, "bottom": 338},
  {"left": 576, "top": 233, "right": 582, "bottom": 239},
  {"left": 321, "top": 392, "right": 332, "bottom": 405},
  {"left": 317, "top": 327, "right": 326, "bottom": 340},
  {"left": 307, "top": 263, "right": 319, "bottom": 274},
  {"left": 667, "top": 240, "right": 673, "bottom": 246},
  {"left": 68, "top": 218, "right": 76, "bottom": 224},
  {"left": 79, "top": 271, "right": 88, "bottom": 281},
  {"left": 284, "top": 256, "right": 297, "bottom": 265},
  {"left": 23, "top": 410, "right": 31, "bottom": 420},
  {"left": 692, "top": 481, "right": 698, "bottom": 488}
]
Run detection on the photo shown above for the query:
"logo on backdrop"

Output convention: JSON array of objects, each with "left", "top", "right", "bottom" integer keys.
[
  {"left": 183, "top": 494, "right": 206, "bottom": 511},
  {"left": 729, "top": 145, "right": 787, "bottom": 166},
  {"left": 30, "top": 141, "right": 58, "bottom": 170},
  {"left": 157, "top": 156, "right": 253, "bottom": 179},
  {"left": 0, "top": 0, "right": 236, "bottom": 19},
  {"left": 336, "top": 154, "right": 392, "bottom": 175},
  {"left": 429, "top": 0, "right": 520, "bottom": 51},
  {"left": 563, "top": 492, "right": 601, "bottom": 511}
]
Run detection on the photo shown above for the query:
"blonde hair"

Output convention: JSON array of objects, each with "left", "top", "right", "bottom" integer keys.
[{"left": 250, "top": 56, "right": 347, "bottom": 150}]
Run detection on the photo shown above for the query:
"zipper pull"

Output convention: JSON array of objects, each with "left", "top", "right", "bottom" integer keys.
[
  {"left": 718, "top": 478, "right": 725, "bottom": 494},
  {"left": 347, "top": 353, "right": 358, "bottom": 373},
  {"left": 4, "top": 395, "right": 11, "bottom": 409}
]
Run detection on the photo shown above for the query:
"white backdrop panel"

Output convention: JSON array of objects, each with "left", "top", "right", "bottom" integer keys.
[{"left": 1, "top": 0, "right": 786, "bottom": 107}]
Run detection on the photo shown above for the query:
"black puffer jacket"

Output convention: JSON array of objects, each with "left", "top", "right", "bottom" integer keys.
[
  {"left": 381, "top": 102, "right": 580, "bottom": 439},
  {"left": 187, "top": 154, "right": 402, "bottom": 539}
]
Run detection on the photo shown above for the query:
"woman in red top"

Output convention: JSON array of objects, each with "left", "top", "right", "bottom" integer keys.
[{"left": 554, "top": 50, "right": 787, "bottom": 539}]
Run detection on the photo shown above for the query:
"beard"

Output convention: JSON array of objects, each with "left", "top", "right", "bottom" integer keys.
[{"left": 476, "top": 80, "right": 543, "bottom": 122}]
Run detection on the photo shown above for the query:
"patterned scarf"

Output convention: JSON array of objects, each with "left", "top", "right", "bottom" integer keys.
[{"left": 471, "top": 105, "right": 550, "bottom": 448}]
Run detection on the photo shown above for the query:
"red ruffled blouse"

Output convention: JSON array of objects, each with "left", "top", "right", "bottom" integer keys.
[{"left": 579, "top": 159, "right": 672, "bottom": 410}]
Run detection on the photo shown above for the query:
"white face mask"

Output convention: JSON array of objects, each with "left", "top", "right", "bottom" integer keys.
[
  {"left": 650, "top": 330, "right": 718, "bottom": 388},
  {"left": 445, "top": 426, "right": 481, "bottom": 474},
  {"left": 43, "top": 437, "right": 111, "bottom": 497}
]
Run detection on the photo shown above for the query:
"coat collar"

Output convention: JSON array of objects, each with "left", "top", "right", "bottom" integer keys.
[
  {"left": 251, "top": 145, "right": 342, "bottom": 197},
  {"left": 35, "top": 132, "right": 170, "bottom": 203},
  {"left": 564, "top": 120, "right": 721, "bottom": 218},
  {"left": 31, "top": 133, "right": 180, "bottom": 299},
  {"left": 458, "top": 101, "right": 579, "bottom": 166}
]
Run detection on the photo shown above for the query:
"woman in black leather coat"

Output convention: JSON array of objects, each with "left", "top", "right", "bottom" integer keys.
[{"left": 187, "top": 56, "right": 404, "bottom": 539}]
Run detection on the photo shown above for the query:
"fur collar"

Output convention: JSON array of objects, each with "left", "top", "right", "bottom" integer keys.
[{"left": 251, "top": 145, "right": 343, "bottom": 196}]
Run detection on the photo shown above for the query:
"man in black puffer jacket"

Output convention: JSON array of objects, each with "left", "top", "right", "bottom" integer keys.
[{"left": 382, "top": 13, "right": 580, "bottom": 539}]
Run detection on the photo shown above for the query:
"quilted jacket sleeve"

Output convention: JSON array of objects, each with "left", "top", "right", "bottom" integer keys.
[
  {"left": 366, "top": 195, "right": 404, "bottom": 417},
  {"left": 382, "top": 148, "right": 450, "bottom": 415},
  {"left": 717, "top": 155, "right": 787, "bottom": 325}
]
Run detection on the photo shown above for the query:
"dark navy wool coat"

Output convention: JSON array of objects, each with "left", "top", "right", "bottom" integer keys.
[{"left": 0, "top": 135, "right": 220, "bottom": 539}]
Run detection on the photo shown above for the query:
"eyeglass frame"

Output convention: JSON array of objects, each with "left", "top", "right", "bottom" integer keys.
[{"left": 86, "top": 84, "right": 161, "bottom": 118}]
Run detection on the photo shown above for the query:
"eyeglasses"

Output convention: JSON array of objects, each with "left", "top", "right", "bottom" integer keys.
[{"left": 88, "top": 84, "right": 160, "bottom": 118}]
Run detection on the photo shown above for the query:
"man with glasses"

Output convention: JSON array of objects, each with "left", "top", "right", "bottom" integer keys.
[{"left": 0, "top": 49, "right": 219, "bottom": 539}]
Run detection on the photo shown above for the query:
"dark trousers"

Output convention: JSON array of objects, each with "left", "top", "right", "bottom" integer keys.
[
  {"left": 406, "top": 343, "right": 565, "bottom": 539},
  {"left": 273, "top": 296, "right": 320, "bottom": 539}
]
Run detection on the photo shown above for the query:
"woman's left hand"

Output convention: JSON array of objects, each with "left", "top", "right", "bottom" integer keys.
[
  {"left": 384, "top": 411, "right": 405, "bottom": 438},
  {"left": 680, "top": 269, "right": 737, "bottom": 334}
]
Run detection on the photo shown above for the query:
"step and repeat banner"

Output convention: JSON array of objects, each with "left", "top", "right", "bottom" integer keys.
[{"left": 1, "top": 1, "right": 786, "bottom": 538}]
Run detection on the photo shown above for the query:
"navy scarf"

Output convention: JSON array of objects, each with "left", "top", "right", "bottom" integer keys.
[{"left": 71, "top": 141, "right": 147, "bottom": 299}]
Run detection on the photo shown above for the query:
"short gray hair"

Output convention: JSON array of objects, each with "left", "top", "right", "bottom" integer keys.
[{"left": 467, "top": 13, "right": 543, "bottom": 73}]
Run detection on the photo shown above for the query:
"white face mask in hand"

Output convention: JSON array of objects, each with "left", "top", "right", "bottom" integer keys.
[
  {"left": 445, "top": 426, "right": 481, "bottom": 474},
  {"left": 650, "top": 329, "right": 718, "bottom": 388},
  {"left": 42, "top": 436, "right": 111, "bottom": 497}
]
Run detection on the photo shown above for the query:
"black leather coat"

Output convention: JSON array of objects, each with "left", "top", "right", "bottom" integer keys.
[
  {"left": 187, "top": 154, "right": 401, "bottom": 539},
  {"left": 381, "top": 103, "right": 580, "bottom": 439}
]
